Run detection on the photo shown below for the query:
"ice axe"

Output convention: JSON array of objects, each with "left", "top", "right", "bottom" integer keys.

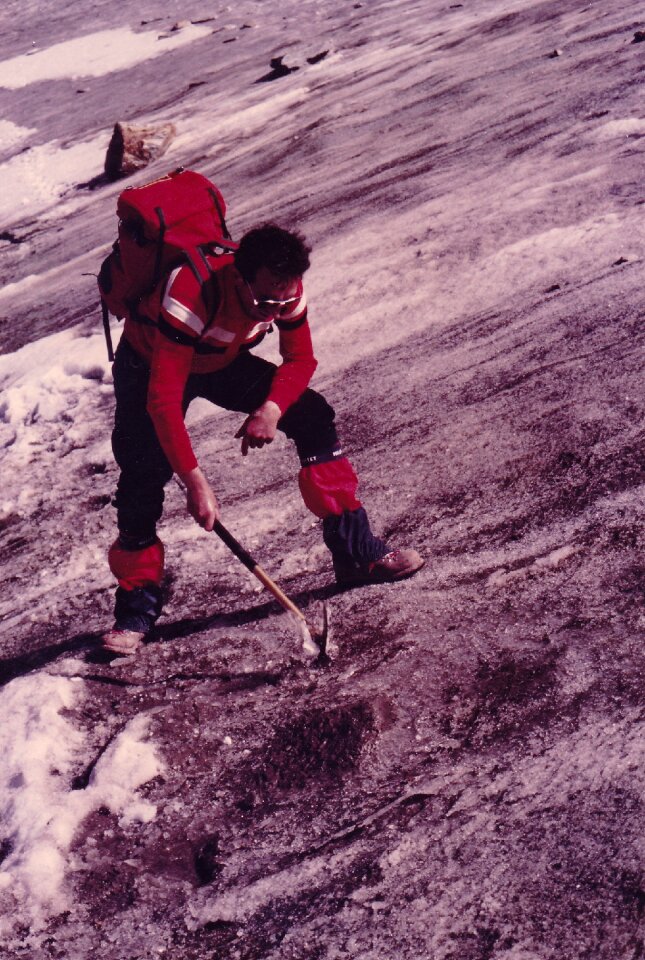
[{"left": 212, "top": 519, "right": 329, "bottom": 660}]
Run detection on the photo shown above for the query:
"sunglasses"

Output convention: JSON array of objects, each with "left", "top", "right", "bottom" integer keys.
[{"left": 245, "top": 280, "right": 300, "bottom": 309}]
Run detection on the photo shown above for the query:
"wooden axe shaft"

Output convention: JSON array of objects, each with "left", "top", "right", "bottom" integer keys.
[{"left": 213, "top": 520, "right": 308, "bottom": 624}]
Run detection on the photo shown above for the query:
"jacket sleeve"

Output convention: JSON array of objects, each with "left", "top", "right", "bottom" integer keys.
[
  {"left": 266, "top": 290, "right": 318, "bottom": 412},
  {"left": 145, "top": 264, "right": 208, "bottom": 474},
  {"left": 146, "top": 327, "right": 198, "bottom": 476}
]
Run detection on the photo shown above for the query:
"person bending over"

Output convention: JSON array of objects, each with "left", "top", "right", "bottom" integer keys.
[{"left": 103, "top": 224, "right": 423, "bottom": 654}]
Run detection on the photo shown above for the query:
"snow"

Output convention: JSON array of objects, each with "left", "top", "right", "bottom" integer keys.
[
  {"left": 0, "top": 119, "right": 37, "bottom": 155},
  {"left": 0, "top": 24, "right": 213, "bottom": 89},
  {"left": 0, "top": 670, "right": 163, "bottom": 926},
  {"left": 0, "top": 328, "right": 116, "bottom": 623},
  {"left": 594, "top": 117, "right": 645, "bottom": 139},
  {"left": 0, "top": 136, "right": 106, "bottom": 223},
  {"left": 0, "top": 327, "right": 110, "bottom": 468}
]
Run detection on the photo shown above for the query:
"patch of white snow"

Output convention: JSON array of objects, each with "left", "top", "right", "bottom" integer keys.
[
  {"left": 0, "top": 135, "right": 107, "bottom": 223},
  {"left": 0, "top": 119, "right": 37, "bottom": 155},
  {"left": 0, "top": 25, "right": 213, "bottom": 90},
  {"left": 0, "top": 673, "right": 163, "bottom": 928}
]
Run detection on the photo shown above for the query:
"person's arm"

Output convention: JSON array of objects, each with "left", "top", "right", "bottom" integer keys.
[
  {"left": 146, "top": 330, "right": 220, "bottom": 529},
  {"left": 146, "top": 329, "right": 196, "bottom": 476},
  {"left": 236, "top": 295, "right": 318, "bottom": 455},
  {"left": 178, "top": 465, "right": 220, "bottom": 529},
  {"left": 266, "top": 315, "right": 318, "bottom": 411},
  {"left": 146, "top": 268, "right": 222, "bottom": 529},
  {"left": 267, "top": 285, "right": 318, "bottom": 412}
]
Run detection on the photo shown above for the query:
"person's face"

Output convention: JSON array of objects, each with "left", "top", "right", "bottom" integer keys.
[{"left": 238, "top": 266, "right": 301, "bottom": 321}]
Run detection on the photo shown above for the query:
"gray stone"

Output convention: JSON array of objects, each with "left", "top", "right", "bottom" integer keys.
[{"left": 104, "top": 121, "right": 176, "bottom": 181}]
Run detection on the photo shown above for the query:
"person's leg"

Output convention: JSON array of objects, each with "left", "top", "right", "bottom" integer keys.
[
  {"left": 278, "top": 389, "right": 421, "bottom": 582},
  {"left": 107, "top": 339, "right": 170, "bottom": 639},
  {"left": 187, "top": 350, "right": 277, "bottom": 414},
  {"left": 191, "top": 354, "right": 420, "bottom": 581}
]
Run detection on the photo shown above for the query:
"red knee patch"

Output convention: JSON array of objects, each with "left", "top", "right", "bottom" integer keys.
[
  {"left": 108, "top": 538, "right": 165, "bottom": 589},
  {"left": 298, "top": 457, "right": 362, "bottom": 518}
]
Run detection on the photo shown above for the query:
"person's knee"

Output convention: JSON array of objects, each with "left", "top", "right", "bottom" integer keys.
[
  {"left": 284, "top": 389, "right": 335, "bottom": 430},
  {"left": 281, "top": 389, "right": 338, "bottom": 458},
  {"left": 302, "top": 389, "right": 335, "bottom": 424}
]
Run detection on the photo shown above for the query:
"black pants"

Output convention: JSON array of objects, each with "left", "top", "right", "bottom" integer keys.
[
  {"left": 111, "top": 339, "right": 341, "bottom": 542},
  {"left": 108, "top": 340, "right": 387, "bottom": 630}
]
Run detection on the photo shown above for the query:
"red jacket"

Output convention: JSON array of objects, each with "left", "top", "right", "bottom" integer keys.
[{"left": 123, "top": 259, "right": 317, "bottom": 474}]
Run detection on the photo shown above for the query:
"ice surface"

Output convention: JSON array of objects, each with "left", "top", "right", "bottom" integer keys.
[{"left": 594, "top": 117, "right": 645, "bottom": 139}]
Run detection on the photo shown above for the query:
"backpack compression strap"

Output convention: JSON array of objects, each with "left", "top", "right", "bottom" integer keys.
[{"left": 101, "top": 299, "right": 115, "bottom": 362}]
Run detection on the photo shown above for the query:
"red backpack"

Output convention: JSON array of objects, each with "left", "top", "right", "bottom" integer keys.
[{"left": 98, "top": 168, "right": 237, "bottom": 360}]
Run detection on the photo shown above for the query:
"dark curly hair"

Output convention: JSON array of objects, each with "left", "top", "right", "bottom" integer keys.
[{"left": 234, "top": 223, "right": 311, "bottom": 282}]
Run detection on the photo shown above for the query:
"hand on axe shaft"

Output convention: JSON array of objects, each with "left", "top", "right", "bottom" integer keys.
[
  {"left": 179, "top": 466, "right": 220, "bottom": 531},
  {"left": 235, "top": 400, "right": 281, "bottom": 456}
]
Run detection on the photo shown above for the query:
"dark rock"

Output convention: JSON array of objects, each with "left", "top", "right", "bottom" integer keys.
[
  {"left": 632, "top": 31, "right": 645, "bottom": 43},
  {"left": 0, "top": 426, "right": 17, "bottom": 449},
  {"left": 255, "top": 56, "right": 300, "bottom": 83},
  {"left": 0, "top": 231, "right": 24, "bottom": 245},
  {"left": 307, "top": 50, "right": 330, "bottom": 65},
  {"left": 194, "top": 835, "right": 223, "bottom": 886},
  {"left": 0, "top": 839, "right": 13, "bottom": 865}
]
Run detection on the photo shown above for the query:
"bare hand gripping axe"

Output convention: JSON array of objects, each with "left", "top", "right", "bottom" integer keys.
[{"left": 212, "top": 520, "right": 329, "bottom": 659}]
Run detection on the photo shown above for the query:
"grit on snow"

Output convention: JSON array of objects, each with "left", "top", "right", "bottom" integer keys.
[{"left": 0, "top": 0, "right": 643, "bottom": 958}]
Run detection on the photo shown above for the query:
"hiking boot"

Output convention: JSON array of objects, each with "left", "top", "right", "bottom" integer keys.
[
  {"left": 101, "top": 629, "right": 146, "bottom": 656},
  {"left": 335, "top": 548, "right": 424, "bottom": 586},
  {"left": 102, "top": 584, "right": 163, "bottom": 655},
  {"left": 101, "top": 630, "right": 145, "bottom": 657}
]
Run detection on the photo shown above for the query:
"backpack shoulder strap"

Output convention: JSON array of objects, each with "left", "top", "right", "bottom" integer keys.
[
  {"left": 183, "top": 250, "right": 225, "bottom": 332},
  {"left": 201, "top": 271, "right": 222, "bottom": 330}
]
